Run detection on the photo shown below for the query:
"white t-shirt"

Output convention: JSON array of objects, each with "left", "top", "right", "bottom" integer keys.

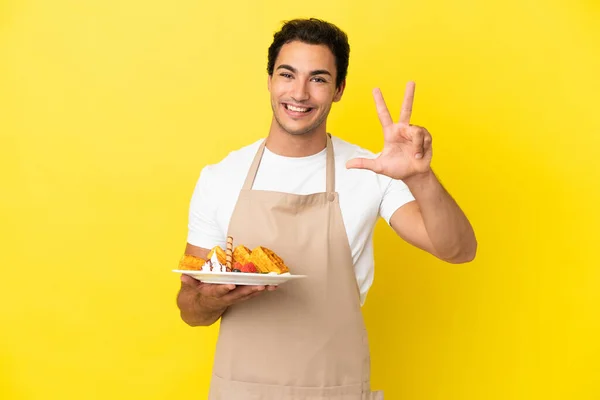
[{"left": 187, "top": 135, "right": 415, "bottom": 305}]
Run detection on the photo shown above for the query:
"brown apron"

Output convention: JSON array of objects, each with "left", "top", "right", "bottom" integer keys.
[{"left": 208, "top": 134, "right": 383, "bottom": 400}]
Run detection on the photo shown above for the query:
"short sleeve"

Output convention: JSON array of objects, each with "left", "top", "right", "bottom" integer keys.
[
  {"left": 379, "top": 177, "right": 416, "bottom": 224},
  {"left": 186, "top": 166, "right": 225, "bottom": 249}
]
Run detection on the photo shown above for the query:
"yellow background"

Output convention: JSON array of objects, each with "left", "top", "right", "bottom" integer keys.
[{"left": 1, "top": 0, "right": 599, "bottom": 399}]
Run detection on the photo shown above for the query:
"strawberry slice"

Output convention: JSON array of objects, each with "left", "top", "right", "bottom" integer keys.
[{"left": 245, "top": 262, "right": 258, "bottom": 273}]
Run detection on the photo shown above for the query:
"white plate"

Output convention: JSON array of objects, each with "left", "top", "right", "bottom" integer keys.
[{"left": 173, "top": 270, "right": 307, "bottom": 286}]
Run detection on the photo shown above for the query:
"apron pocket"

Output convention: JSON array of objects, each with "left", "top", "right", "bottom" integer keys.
[{"left": 210, "top": 373, "right": 379, "bottom": 400}]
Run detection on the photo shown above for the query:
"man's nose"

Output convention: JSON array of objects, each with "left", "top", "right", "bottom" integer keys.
[{"left": 291, "top": 80, "right": 310, "bottom": 102}]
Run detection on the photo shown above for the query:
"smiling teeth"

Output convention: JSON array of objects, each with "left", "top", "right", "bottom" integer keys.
[{"left": 286, "top": 104, "right": 309, "bottom": 112}]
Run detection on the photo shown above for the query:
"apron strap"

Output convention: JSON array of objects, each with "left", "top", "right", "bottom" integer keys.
[
  {"left": 242, "top": 134, "right": 336, "bottom": 194},
  {"left": 242, "top": 140, "right": 266, "bottom": 191},
  {"left": 325, "top": 133, "right": 335, "bottom": 194}
]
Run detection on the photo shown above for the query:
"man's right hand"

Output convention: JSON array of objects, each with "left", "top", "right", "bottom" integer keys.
[{"left": 177, "top": 274, "right": 277, "bottom": 326}]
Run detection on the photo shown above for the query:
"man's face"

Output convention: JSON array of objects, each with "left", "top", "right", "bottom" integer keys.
[{"left": 268, "top": 41, "right": 345, "bottom": 136}]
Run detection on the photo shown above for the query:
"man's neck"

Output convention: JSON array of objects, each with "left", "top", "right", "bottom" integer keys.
[{"left": 265, "top": 121, "right": 328, "bottom": 158}]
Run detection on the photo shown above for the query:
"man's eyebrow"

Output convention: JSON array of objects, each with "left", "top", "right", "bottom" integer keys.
[
  {"left": 309, "top": 69, "right": 332, "bottom": 77},
  {"left": 276, "top": 64, "right": 297, "bottom": 73},
  {"left": 276, "top": 64, "right": 332, "bottom": 77}
]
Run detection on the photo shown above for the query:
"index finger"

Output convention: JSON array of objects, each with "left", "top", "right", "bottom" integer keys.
[
  {"left": 399, "top": 81, "right": 416, "bottom": 124},
  {"left": 373, "top": 88, "right": 394, "bottom": 128},
  {"left": 180, "top": 274, "right": 200, "bottom": 286}
]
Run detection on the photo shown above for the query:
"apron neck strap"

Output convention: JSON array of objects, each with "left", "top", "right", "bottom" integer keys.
[{"left": 242, "top": 134, "right": 335, "bottom": 193}]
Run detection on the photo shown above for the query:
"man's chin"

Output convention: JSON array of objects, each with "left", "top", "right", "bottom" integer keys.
[
  {"left": 277, "top": 122, "right": 316, "bottom": 136},
  {"left": 285, "top": 128, "right": 314, "bottom": 136}
]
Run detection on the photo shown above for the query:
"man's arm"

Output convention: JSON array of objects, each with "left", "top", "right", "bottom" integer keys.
[
  {"left": 176, "top": 243, "right": 273, "bottom": 327},
  {"left": 390, "top": 170, "right": 477, "bottom": 264},
  {"left": 346, "top": 82, "right": 476, "bottom": 263}
]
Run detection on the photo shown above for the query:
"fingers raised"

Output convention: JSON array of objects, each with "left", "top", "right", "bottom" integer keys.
[
  {"left": 373, "top": 88, "right": 393, "bottom": 128},
  {"left": 399, "top": 81, "right": 416, "bottom": 124}
]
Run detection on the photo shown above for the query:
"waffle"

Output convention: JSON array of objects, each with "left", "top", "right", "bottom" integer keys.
[
  {"left": 249, "top": 246, "right": 290, "bottom": 274},
  {"left": 232, "top": 245, "right": 252, "bottom": 265},
  {"left": 206, "top": 246, "right": 228, "bottom": 265},
  {"left": 178, "top": 254, "right": 206, "bottom": 271}
]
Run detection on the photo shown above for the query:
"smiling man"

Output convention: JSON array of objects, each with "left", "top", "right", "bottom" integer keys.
[
  {"left": 176, "top": 18, "right": 477, "bottom": 400},
  {"left": 269, "top": 41, "right": 343, "bottom": 140}
]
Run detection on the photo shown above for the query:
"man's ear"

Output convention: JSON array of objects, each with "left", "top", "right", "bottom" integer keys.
[
  {"left": 333, "top": 80, "right": 346, "bottom": 102},
  {"left": 268, "top": 74, "right": 272, "bottom": 92}
]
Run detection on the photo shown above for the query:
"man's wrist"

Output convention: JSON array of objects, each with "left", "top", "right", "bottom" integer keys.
[{"left": 403, "top": 168, "right": 435, "bottom": 191}]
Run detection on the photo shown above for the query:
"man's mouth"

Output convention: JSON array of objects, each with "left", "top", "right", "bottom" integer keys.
[{"left": 283, "top": 103, "right": 313, "bottom": 114}]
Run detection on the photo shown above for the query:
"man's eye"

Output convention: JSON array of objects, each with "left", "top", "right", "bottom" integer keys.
[
  {"left": 312, "top": 77, "right": 326, "bottom": 83},
  {"left": 280, "top": 73, "right": 293, "bottom": 78}
]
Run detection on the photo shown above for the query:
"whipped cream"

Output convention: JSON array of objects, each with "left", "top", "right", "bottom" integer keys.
[
  {"left": 201, "top": 261, "right": 211, "bottom": 272},
  {"left": 202, "top": 252, "right": 227, "bottom": 272}
]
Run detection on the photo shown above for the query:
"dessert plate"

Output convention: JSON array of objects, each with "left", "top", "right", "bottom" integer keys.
[{"left": 173, "top": 270, "right": 307, "bottom": 286}]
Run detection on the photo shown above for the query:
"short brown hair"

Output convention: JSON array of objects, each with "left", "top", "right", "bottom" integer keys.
[{"left": 267, "top": 18, "right": 350, "bottom": 88}]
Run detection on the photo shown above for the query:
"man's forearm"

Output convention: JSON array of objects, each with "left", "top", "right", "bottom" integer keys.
[
  {"left": 404, "top": 169, "right": 477, "bottom": 263},
  {"left": 177, "top": 288, "right": 226, "bottom": 327}
]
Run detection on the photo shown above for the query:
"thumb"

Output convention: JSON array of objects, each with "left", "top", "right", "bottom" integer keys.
[
  {"left": 180, "top": 274, "right": 200, "bottom": 286},
  {"left": 181, "top": 274, "right": 198, "bottom": 285},
  {"left": 346, "top": 157, "right": 380, "bottom": 173}
]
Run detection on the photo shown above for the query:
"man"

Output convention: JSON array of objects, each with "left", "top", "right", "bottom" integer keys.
[{"left": 177, "top": 18, "right": 476, "bottom": 399}]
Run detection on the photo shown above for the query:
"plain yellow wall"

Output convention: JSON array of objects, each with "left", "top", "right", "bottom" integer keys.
[{"left": 1, "top": 0, "right": 599, "bottom": 399}]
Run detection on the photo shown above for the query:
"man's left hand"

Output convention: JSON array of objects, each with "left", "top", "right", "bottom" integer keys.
[{"left": 346, "top": 81, "right": 432, "bottom": 181}]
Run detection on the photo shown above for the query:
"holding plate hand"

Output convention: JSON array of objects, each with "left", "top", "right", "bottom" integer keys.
[
  {"left": 178, "top": 275, "right": 276, "bottom": 326},
  {"left": 346, "top": 81, "right": 433, "bottom": 180}
]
